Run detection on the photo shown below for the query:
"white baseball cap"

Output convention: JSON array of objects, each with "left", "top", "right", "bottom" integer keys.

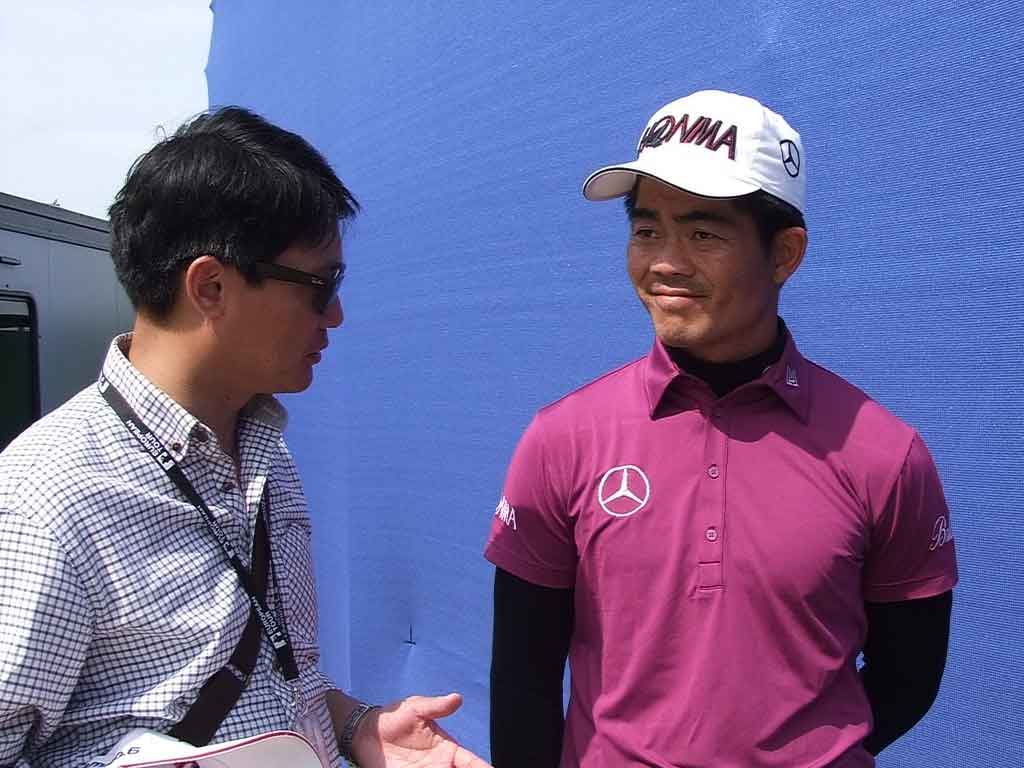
[
  {"left": 582, "top": 90, "right": 805, "bottom": 213},
  {"left": 87, "top": 728, "right": 325, "bottom": 768}
]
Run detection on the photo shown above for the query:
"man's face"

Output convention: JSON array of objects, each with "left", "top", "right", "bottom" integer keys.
[
  {"left": 627, "top": 179, "right": 783, "bottom": 362},
  {"left": 224, "top": 233, "right": 344, "bottom": 395}
]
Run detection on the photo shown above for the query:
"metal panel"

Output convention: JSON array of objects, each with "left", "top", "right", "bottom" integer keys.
[
  {"left": 0, "top": 291, "right": 40, "bottom": 450},
  {"left": 0, "top": 225, "right": 128, "bottom": 415},
  {"left": 43, "top": 239, "right": 131, "bottom": 410},
  {"left": 0, "top": 192, "right": 109, "bottom": 252}
]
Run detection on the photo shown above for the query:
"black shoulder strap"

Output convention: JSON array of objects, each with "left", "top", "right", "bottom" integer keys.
[{"left": 169, "top": 508, "right": 271, "bottom": 746}]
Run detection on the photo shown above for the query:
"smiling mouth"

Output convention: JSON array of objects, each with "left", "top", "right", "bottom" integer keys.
[
  {"left": 650, "top": 293, "right": 706, "bottom": 313},
  {"left": 651, "top": 290, "right": 706, "bottom": 300}
]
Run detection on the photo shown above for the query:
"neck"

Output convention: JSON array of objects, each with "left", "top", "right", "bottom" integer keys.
[
  {"left": 668, "top": 318, "right": 788, "bottom": 398},
  {"left": 128, "top": 316, "right": 250, "bottom": 458}
]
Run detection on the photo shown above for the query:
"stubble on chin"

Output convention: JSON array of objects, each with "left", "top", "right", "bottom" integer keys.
[{"left": 645, "top": 302, "right": 703, "bottom": 349}]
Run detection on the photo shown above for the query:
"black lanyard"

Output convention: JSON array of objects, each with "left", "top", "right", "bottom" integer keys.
[{"left": 98, "top": 374, "right": 299, "bottom": 682}]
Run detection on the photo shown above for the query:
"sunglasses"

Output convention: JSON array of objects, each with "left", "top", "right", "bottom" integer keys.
[{"left": 253, "top": 261, "right": 345, "bottom": 314}]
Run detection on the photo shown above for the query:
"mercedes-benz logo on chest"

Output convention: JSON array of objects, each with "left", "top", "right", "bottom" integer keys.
[{"left": 597, "top": 465, "right": 651, "bottom": 518}]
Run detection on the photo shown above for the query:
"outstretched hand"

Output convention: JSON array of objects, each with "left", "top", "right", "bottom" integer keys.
[{"left": 350, "top": 693, "right": 491, "bottom": 768}]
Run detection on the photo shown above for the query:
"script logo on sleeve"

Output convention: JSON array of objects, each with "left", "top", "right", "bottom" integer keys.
[
  {"left": 929, "top": 515, "right": 952, "bottom": 551},
  {"left": 495, "top": 496, "right": 518, "bottom": 531}
]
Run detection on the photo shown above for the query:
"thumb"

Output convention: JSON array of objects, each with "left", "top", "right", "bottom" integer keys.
[{"left": 411, "top": 692, "right": 463, "bottom": 721}]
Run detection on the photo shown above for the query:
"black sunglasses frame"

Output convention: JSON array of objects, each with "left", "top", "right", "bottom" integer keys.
[{"left": 253, "top": 261, "right": 345, "bottom": 314}]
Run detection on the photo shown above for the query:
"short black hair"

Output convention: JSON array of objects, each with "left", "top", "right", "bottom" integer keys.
[
  {"left": 730, "top": 190, "right": 806, "bottom": 250},
  {"left": 109, "top": 106, "right": 359, "bottom": 319},
  {"left": 624, "top": 183, "right": 805, "bottom": 251}
]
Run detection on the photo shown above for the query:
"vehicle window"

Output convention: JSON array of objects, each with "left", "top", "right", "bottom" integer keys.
[{"left": 0, "top": 293, "right": 40, "bottom": 450}]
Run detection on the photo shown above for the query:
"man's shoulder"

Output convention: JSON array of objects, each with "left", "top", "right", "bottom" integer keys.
[
  {"left": 803, "top": 358, "right": 919, "bottom": 464},
  {"left": 535, "top": 355, "right": 647, "bottom": 423},
  {"left": 503, "top": 356, "right": 650, "bottom": 464},
  {"left": 0, "top": 384, "right": 123, "bottom": 520}
]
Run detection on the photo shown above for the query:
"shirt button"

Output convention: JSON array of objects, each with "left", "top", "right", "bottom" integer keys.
[
  {"left": 221, "top": 480, "right": 235, "bottom": 493},
  {"left": 193, "top": 430, "right": 208, "bottom": 444},
  {"left": 705, "top": 527, "right": 719, "bottom": 542},
  {"left": 707, "top": 464, "right": 720, "bottom": 479},
  {"left": 170, "top": 442, "right": 183, "bottom": 453}
]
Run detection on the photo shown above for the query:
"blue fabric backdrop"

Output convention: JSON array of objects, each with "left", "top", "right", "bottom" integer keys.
[{"left": 207, "top": 1, "right": 1023, "bottom": 763}]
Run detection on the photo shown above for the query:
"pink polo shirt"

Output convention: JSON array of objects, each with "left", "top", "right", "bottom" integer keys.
[{"left": 485, "top": 334, "right": 958, "bottom": 768}]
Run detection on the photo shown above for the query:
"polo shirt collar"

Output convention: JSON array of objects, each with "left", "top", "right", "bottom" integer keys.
[
  {"left": 644, "top": 338, "right": 682, "bottom": 417},
  {"left": 643, "top": 328, "right": 811, "bottom": 423},
  {"left": 99, "top": 334, "right": 288, "bottom": 461},
  {"left": 759, "top": 333, "right": 811, "bottom": 423}
]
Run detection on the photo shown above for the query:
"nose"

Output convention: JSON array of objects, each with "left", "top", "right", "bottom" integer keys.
[
  {"left": 651, "top": 239, "right": 698, "bottom": 277},
  {"left": 321, "top": 294, "right": 343, "bottom": 329}
]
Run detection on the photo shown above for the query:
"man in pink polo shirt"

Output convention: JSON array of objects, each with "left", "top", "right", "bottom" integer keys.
[{"left": 484, "top": 90, "right": 958, "bottom": 767}]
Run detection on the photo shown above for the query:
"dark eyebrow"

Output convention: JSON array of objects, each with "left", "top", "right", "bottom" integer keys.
[
  {"left": 629, "top": 207, "right": 736, "bottom": 226},
  {"left": 629, "top": 207, "right": 660, "bottom": 222},
  {"left": 673, "top": 210, "right": 736, "bottom": 226}
]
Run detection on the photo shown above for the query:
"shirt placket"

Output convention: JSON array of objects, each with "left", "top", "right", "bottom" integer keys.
[
  {"left": 189, "top": 428, "right": 249, "bottom": 550},
  {"left": 696, "top": 405, "right": 729, "bottom": 592},
  {"left": 236, "top": 423, "right": 300, "bottom": 721}
]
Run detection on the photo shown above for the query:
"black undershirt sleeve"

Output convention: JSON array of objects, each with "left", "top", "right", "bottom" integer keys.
[
  {"left": 490, "top": 567, "right": 574, "bottom": 768},
  {"left": 861, "top": 591, "right": 952, "bottom": 755}
]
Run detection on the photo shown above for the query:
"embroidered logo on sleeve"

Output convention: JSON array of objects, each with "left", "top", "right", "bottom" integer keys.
[
  {"left": 929, "top": 516, "right": 952, "bottom": 551},
  {"left": 495, "top": 496, "right": 518, "bottom": 531}
]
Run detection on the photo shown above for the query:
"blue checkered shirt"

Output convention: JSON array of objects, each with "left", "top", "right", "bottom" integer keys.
[{"left": 0, "top": 336, "right": 340, "bottom": 768}]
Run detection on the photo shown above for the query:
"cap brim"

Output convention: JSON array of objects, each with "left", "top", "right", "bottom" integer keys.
[
  {"left": 582, "top": 158, "right": 760, "bottom": 202},
  {"left": 94, "top": 729, "right": 323, "bottom": 768}
]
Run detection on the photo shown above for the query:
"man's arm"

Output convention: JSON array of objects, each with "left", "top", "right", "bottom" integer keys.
[
  {"left": 860, "top": 591, "right": 952, "bottom": 755},
  {"left": 0, "top": 511, "right": 92, "bottom": 765},
  {"left": 490, "top": 568, "right": 573, "bottom": 768}
]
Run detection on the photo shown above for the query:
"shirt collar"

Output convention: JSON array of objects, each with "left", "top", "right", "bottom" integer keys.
[
  {"left": 759, "top": 333, "right": 811, "bottom": 423},
  {"left": 643, "top": 329, "right": 811, "bottom": 423},
  {"left": 241, "top": 394, "right": 289, "bottom": 432},
  {"left": 99, "top": 334, "right": 288, "bottom": 460}
]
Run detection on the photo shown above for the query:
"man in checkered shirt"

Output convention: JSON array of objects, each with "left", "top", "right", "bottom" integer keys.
[{"left": 0, "top": 108, "right": 488, "bottom": 768}]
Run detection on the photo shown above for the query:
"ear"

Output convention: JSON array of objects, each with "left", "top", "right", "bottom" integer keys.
[
  {"left": 770, "top": 227, "right": 808, "bottom": 287},
  {"left": 182, "top": 255, "right": 227, "bottom": 319}
]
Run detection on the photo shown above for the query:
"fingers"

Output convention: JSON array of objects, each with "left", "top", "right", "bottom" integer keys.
[{"left": 408, "top": 692, "right": 463, "bottom": 721}]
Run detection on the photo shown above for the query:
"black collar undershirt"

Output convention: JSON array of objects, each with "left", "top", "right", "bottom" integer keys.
[{"left": 666, "top": 319, "right": 788, "bottom": 399}]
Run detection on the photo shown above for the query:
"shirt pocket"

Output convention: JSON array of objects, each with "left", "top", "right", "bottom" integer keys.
[{"left": 272, "top": 517, "right": 319, "bottom": 649}]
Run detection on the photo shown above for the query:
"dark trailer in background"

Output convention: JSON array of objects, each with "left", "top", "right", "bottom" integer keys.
[{"left": 0, "top": 192, "right": 132, "bottom": 450}]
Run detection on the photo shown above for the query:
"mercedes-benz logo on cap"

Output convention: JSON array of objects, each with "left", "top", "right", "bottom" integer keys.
[
  {"left": 780, "top": 140, "right": 800, "bottom": 178},
  {"left": 597, "top": 464, "right": 651, "bottom": 518}
]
